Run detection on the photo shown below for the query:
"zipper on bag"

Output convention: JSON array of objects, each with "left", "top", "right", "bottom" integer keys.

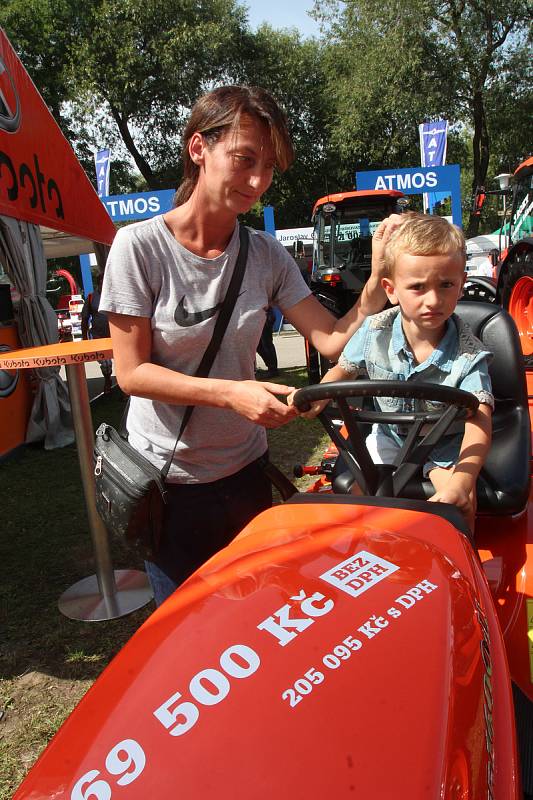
[{"left": 95, "top": 423, "right": 167, "bottom": 500}]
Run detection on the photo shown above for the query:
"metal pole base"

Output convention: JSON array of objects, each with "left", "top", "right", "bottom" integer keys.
[{"left": 58, "top": 569, "right": 153, "bottom": 621}]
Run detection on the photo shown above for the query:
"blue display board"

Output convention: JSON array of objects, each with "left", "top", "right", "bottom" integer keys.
[
  {"left": 102, "top": 189, "right": 175, "bottom": 222},
  {"left": 355, "top": 165, "right": 462, "bottom": 227},
  {"left": 79, "top": 189, "right": 175, "bottom": 293}
]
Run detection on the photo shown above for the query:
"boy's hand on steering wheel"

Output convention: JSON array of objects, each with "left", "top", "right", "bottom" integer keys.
[
  {"left": 228, "top": 381, "right": 298, "bottom": 428},
  {"left": 428, "top": 480, "right": 474, "bottom": 521}
]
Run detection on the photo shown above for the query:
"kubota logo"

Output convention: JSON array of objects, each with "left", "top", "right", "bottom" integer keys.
[{"left": 0, "top": 55, "right": 21, "bottom": 133}]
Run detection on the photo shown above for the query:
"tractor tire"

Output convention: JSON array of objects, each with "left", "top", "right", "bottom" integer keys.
[
  {"left": 513, "top": 682, "right": 533, "bottom": 796},
  {"left": 500, "top": 251, "right": 533, "bottom": 361}
]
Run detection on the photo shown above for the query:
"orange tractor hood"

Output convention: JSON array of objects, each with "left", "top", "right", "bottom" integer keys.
[{"left": 14, "top": 500, "right": 518, "bottom": 799}]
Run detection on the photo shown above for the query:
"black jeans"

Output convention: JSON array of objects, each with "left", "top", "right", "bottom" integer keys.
[{"left": 145, "top": 454, "right": 272, "bottom": 605}]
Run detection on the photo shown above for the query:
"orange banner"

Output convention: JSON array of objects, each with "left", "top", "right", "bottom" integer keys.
[{"left": 0, "top": 28, "right": 116, "bottom": 245}]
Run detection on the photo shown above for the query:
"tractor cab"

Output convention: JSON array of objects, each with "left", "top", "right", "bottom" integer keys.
[
  {"left": 495, "top": 157, "right": 533, "bottom": 359},
  {"left": 506, "top": 157, "right": 533, "bottom": 250},
  {"left": 306, "top": 190, "right": 406, "bottom": 381},
  {"left": 311, "top": 189, "right": 406, "bottom": 312}
]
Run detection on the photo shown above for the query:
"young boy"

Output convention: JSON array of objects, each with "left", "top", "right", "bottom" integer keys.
[{"left": 292, "top": 212, "right": 493, "bottom": 531}]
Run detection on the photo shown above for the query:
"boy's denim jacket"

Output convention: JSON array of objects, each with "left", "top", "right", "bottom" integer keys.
[{"left": 338, "top": 306, "right": 494, "bottom": 468}]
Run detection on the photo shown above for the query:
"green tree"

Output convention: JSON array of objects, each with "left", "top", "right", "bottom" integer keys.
[
  {"left": 432, "top": 0, "right": 531, "bottom": 234},
  {"left": 70, "top": 0, "right": 251, "bottom": 188},
  {"left": 240, "top": 25, "right": 339, "bottom": 228},
  {"left": 1, "top": 0, "right": 252, "bottom": 189},
  {"left": 312, "top": 0, "right": 532, "bottom": 234},
  {"left": 312, "top": 0, "right": 459, "bottom": 170},
  {"left": 485, "top": 39, "right": 533, "bottom": 176},
  {"left": 1, "top": 2, "right": 343, "bottom": 228},
  {"left": 0, "top": 0, "right": 90, "bottom": 136}
]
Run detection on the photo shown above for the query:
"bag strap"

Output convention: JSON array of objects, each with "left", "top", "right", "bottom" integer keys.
[{"left": 159, "top": 224, "right": 249, "bottom": 477}]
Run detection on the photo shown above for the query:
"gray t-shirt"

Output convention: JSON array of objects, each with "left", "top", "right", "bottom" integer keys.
[{"left": 100, "top": 215, "right": 310, "bottom": 483}]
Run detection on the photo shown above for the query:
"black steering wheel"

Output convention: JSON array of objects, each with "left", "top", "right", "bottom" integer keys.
[{"left": 293, "top": 380, "right": 479, "bottom": 497}]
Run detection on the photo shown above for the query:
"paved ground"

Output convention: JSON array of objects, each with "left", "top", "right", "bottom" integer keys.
[
  {"left": 62, "top": 330, "right": 308, "bottom": 402},
  {"left": 256, "top": 329, "right": 307, "bottom": 371}
]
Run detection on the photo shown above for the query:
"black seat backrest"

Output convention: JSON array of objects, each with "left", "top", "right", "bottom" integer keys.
[
  {"left": 452, "top": 301, "right": 530, "bottom": 515},
  {"left": 455, "top": 301, "right": 528, "bottom": 407}
]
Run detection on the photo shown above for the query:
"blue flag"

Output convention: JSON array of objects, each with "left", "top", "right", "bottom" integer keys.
[
  {"left": 418, "top": 121, "right": 449, "bottom": 214},
  {"left": 419, "top": 121, "right": 448, "bottom": 167},
  {"left": 94, "top": 148, "right": 111, "bottom": 197}
]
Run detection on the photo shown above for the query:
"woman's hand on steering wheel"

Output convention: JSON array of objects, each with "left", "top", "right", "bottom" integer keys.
[{"left": 227, "top": 380, "right": 298, "bottom": 429}]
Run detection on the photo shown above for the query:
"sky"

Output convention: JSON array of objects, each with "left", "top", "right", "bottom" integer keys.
[{"left": 244, "top": 0, "right": 321, "bottom": 38}]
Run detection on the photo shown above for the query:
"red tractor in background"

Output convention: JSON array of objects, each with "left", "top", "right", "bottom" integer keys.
[
  {"left": 306, "top": 189, "right": 406, "bottom": 382},
  {"left": 465, "top": 156, "right": 533, "bottom": 360},
  {"left": 496, "top": 156, "right": 533, "bottom": 359}
]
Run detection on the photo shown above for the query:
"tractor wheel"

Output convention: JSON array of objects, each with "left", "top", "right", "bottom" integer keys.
[
  {"left": 500, "top": 251, "right": 533, "bottom": 361},
  {"left": 513, "top": 682, "right": 533, "bottom": 796}
]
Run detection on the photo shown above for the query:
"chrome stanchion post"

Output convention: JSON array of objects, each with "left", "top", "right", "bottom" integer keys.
[
  {"left": 58, "top": 361, "right": 152, "bottom": 621},
  {"left": 66, "top": 362, "right": 118, "bottom": 598}
]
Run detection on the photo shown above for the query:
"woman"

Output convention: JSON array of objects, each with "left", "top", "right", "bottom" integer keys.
[{"left": 100, "top": 85, "right": 399, "bottom": 605}]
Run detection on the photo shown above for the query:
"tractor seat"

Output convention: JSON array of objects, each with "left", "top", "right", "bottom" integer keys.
[{"left": 332, "top": 302, "right": 531, "bottom": 515}]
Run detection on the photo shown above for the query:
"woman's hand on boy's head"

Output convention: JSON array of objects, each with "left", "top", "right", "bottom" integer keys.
[
  {"left": 371, "top": 214, "right": 404, "bottom": 281},
  {"left": 360, "top": 214, "right": 405, "bottom": 316}
]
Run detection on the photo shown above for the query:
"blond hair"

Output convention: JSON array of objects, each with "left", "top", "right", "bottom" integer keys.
[
  {"left": 173, "top": 85, "right": 294, "bottom": 207},
  {"left": 384, "top": 212, "right": 466, "bottom": 275}
]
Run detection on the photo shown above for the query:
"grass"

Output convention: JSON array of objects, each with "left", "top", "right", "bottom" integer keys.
[{"left": 0, "top": 366, "right": 328, "bottom": 799}]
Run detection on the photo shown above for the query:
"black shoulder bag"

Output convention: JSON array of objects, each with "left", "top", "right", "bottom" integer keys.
[{"left": 93, "top": 225, "right": 249, "bottom": 556}]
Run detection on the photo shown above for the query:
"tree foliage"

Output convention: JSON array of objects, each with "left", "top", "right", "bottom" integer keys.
[
  {"left": 240, "top": 25, "right": 339, "bottom": 227},
  {"left": 0, "top": 0, "right": 88, "bottom": 133},
  {"left": 312, "top": 0, "right": 532, "bottom": 232},
  {"left": 1, "top": 0, "right": 530, "bottom": 231},
  {"left": 313, "top": 0, "right": 457, "bottom": 169},
  {"left": 70, "top": 0, "right": 251, "bottom": 188}
]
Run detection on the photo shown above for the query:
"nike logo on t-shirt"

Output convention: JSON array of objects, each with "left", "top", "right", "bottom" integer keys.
[
  {"left": 174, "top": 291, "right": 246, "bottom": 327},
  {"left": 174, "top": 296, "right": 222, "bottom": 327}
]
